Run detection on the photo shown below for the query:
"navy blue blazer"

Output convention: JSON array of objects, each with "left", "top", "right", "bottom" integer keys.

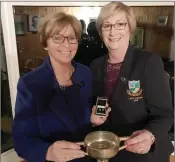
[{"left": 12, "top": 56, "right": 95, "bottom": 162}]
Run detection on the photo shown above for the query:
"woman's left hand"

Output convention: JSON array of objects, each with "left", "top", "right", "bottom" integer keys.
[
  {"left": 90, "top": 105, "right": 111, "bottom": 126},
  {"left": 124, "top": 130, "right": 155, "bottom": 154}
]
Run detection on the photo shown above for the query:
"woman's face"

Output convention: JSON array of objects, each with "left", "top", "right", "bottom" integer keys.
[
  {"left": 46, "top": 25, "right": 78, "bottom": 64},
  {"left": 101, "top": 11, "right": 130, "bottom": 51}
]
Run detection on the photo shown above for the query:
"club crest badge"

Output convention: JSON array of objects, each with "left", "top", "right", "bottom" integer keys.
[{"left": 126, "top": 80, "right": 143, "bottom": 101}]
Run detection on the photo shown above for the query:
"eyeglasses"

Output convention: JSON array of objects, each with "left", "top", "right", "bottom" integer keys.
[
  {"left": 52, "top": 34, "right": 78, "bottom": 44},
  {"left": 102, "top": 22, "right": 127, "bottom": 31}
]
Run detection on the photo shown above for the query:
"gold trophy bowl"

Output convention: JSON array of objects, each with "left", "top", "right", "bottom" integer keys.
[{"left": 77, "top": 131, "right": 129, "bottom": 162}]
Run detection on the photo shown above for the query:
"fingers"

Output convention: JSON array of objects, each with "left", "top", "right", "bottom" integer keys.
[
  {"left": 62, "top": 149, "right": 86, "bottom": 161},
  {"left": 130, "top": 130, "right": 144, "bottom": 138},
  {"left": 92, "top": 106, "right": 96, "bottom": 114},
  {"left": 106, "top": 107, "right": 111, "bottom": 115},
  {"left": 91, "top": 105, "right": 111, "bottom": 126},
  {"left": 134, "top": 130, "right": 144, "bottom": 134},
  {"left": 66, "top": 149, "right": 86, "bottom": 156},
  {"left": 126, "top": 139, "right": 151, "bottom": 154},
  {"left": 66, "top": 149, "right": 86, "bottom": 157},
  {"left": 125, "top": 131, "right": 150, "bottom": 145},
  {"left": 125, "top": 130, "right": 153, "bottom": 154},
  {"left": 55, "top": 141, "right": 81, "bottom": 149},
  {"left": 50, "top": 141, "right": 86, "bottom": 162}
]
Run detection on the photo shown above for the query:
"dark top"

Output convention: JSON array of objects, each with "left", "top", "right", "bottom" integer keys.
[{"left": 90, "top": 45, "right": 173, "bottom": 162}]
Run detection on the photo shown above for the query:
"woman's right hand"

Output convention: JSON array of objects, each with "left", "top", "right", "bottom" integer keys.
[{"left": 46, "top": 141, "right": 86, "bottom": 162}]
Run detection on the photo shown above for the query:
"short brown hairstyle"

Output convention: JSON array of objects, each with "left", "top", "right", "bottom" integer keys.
[
  {"left": 96, "top": 2, "right": 136, "bottom": 37},
  {"left": 38, "top": 12, "right": 82, "bottom": 47}
]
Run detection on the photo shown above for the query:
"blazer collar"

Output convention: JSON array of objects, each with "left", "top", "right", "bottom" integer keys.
[{"left": 43, "top": 56, "right": 81, "bottom": 89}]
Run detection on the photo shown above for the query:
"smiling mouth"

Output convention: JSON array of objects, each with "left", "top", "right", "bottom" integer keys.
[
  {"left": 109, "top": 38, "right": 121, "bottom": 41},
  {"left": 59, "top": 51, "right": 71, "bottom": 54}
]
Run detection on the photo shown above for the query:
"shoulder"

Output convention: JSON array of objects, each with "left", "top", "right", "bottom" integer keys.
[
  {"left": 130, "top": 47, "right": 165, "bottom": 78},
  {"left": 17, "top": 62, "right": 52, "bottom": 90},
  {"left": 75, "top": 62, "right": 92, "bottom": 77},
  {"left": 90, "top": 55, "right": 106, "bottom": 69},
  {"left": 132, "top": 46, "right": 153, "bottom": 61},
  {"left": 131, "top": 46, "right": 163, "bottom": 66}
]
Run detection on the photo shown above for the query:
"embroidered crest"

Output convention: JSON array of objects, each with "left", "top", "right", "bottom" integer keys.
[
  {"left": 127, "top": 80, "right": 143, "bottom": 101},
  {"left": 128, "top": 80, "right": 140, "bottom": 94}
]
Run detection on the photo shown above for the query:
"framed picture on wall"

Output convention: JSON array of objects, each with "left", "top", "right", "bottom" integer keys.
[
  {"left": 156, "top": 16, "right": 168, "bottom": 27},
  {"left": 14, "top": 15, "right": 25, "bottom": 35},
  {"left": 28, "top": 15, "right": 40, "bottom": 32},
  {"left": 130, "top": 27, "right": 144, "bottom": 48}
]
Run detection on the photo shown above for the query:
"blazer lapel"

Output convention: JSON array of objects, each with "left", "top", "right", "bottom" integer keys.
[
  {"left": 45, "top": 57, "right": 79, "bottom": 132},
  {"left": 110, "top": 45, "right": 136, "bottom": 105},
  {"left": 97, "top": 55, "right": 108, "bottom": 96},
  {"left": 70, "top": 63, "right": 90, "bottom": 127}
]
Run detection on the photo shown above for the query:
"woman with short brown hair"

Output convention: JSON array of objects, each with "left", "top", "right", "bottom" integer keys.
[{"left": 12, "top": 12, "right": 110, "bottom": 162}]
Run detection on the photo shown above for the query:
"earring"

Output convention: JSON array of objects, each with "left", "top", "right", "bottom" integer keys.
[{"left": 44, "top": 47, "right": 48, "bottom": 50}]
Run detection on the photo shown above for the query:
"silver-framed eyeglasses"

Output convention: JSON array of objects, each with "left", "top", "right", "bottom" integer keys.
[
  {"left": 52, "top": 34, "right": 78, "bottom": 44},
  {"left": 102, "top": 22, "right": 127, "bottom": 31}
]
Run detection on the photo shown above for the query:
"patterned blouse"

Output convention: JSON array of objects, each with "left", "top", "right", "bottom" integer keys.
[{"left": 105, "top": 62, "right": 123, "bottom": 100}]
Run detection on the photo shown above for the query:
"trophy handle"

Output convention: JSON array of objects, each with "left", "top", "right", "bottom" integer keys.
[
  {"left": 119, "top": 136, "right": 130, "bottom": 151},
  {"left": 75, "top": 142, "right": 88, "bottom": 156},
  {"left": 119, "top": 136, "right": 130, "bottom": 141}
]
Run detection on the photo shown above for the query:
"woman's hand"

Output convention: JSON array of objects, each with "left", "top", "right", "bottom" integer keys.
[
  {"left": 125, "top": 130, "right": 155, "bottom": 154},
  {"left": 90, "top": 104, "right": 111, "bottom": 126},
  {"left": 46, "top": 141, "right": 86, "bottom": 162}
]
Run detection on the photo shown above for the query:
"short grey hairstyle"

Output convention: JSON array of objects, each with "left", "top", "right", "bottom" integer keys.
[{"left": 96, "top": 2, "right": 136, "bottom": 37}]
